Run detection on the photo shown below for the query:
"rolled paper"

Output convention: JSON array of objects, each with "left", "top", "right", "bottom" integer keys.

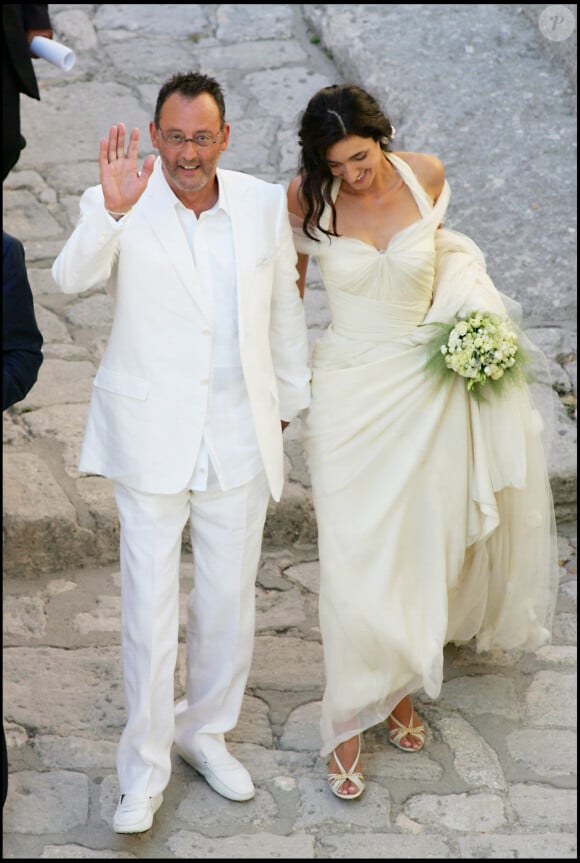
[{"left": 30, "top": 35, "right": 76, "bottom": 71}]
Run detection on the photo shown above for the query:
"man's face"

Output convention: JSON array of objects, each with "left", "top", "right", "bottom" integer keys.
[{"left": 150, "top": 91, "right": 229, "bottom": 199}]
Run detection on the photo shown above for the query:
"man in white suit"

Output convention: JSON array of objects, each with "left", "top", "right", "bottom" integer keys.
[{"left": 52, "top": 72, "right": 311, "bottom": 834}]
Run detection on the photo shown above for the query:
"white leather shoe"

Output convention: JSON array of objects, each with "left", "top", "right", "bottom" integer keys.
[
  {"left": 113, "top": 792, "right": 163, "bottom": 833},
  {"left": 175, "top": 732, "right": 255, "bottom": 802}
]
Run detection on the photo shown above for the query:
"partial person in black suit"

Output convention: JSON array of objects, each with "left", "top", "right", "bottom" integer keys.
[
  {"left": 2, "top": 230, "right": 44, "bottom": 806},
  {"left": 2, "top": 3, "right": 52, "bottom": 181},
  {"left": 3, "top": 231, "right": 44, "bottom": 411}
]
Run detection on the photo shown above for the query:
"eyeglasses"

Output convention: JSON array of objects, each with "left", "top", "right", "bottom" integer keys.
[{"left": 158, "top": 128, "right": 222, "bottom": 150}]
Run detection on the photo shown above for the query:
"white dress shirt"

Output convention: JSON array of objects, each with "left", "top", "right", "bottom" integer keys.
[{"left": 171, "top": 181, "right": 263, "bottom": 492}]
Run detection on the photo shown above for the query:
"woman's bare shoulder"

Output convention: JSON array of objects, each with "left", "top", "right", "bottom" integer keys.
[{"left": 393, "top": 151, "right": 445, "bottom": 200}]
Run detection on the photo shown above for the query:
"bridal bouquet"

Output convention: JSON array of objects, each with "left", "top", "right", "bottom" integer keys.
[{"left": 424, "top": 310, "right": 529, "bottom": 400}]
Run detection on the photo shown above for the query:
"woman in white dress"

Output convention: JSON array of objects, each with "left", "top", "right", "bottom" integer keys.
[{"left": 287, "top": 85, "right": 558, "bottom": 800}]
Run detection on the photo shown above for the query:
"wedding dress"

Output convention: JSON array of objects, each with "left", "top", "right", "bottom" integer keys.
[{"left": 292, "top": 154, "right": 559, "bottom": 757}]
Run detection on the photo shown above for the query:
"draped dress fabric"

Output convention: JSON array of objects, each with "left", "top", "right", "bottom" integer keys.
[{"left": 292, "top": 154, "right": 559, "bottom": 757}]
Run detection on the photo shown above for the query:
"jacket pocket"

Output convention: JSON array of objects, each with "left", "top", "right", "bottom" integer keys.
[{"left": 94, "top": 367, "right": 149, "bottom": 400}]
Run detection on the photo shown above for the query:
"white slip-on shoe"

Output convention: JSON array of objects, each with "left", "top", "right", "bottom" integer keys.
[
  {"left": 113, "top": 792, "right": 163, "bottom": 833},
  {"left": 175, "top": 732, "right": 255, "bottom": 802}
]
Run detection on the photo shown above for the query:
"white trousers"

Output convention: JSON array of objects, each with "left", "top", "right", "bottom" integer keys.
[{"left": 113, "top": 470, "right": 270, "bottom": 796}]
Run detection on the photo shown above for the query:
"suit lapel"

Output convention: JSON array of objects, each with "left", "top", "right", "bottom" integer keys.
[
  {"left": 218, "top": 169, "right": 258, "bottom": 349},
  {"left": 140, "top": 160, "right": 210, "bottom": 319}
]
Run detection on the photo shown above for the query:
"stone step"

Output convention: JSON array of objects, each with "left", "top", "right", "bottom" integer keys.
[{"left": 2, "top": 471, "right": 575, "bottom": 579}]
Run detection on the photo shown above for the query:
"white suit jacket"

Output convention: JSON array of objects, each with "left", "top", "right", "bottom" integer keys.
[{"left": 52, "top": 160, "right": 311, "bottom": 500}]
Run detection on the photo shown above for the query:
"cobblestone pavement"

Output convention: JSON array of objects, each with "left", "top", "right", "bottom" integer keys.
[{"left": 2, "top": 4, "right": 577, "bottom": 858}]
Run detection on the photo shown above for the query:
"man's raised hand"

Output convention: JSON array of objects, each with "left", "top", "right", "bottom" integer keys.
[{"left": 99, "top": 123, "right": 155, "bottom": 215}]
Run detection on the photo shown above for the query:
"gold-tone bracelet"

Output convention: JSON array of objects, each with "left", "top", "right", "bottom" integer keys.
[{"left": 106, "top": 209, "right": 132, "bottom": 218}]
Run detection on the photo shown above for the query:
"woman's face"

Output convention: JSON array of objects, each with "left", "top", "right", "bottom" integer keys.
[{"left": 325, "top": 135, "right": 383, "bottom": 189}]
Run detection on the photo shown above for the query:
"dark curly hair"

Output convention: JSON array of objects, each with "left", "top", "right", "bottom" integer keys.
[
  {"left": 154, "top": 71, "right": 226, "bottom": 128},
  {"left": 297, "top": 84, "right": 395, "bottom": 240}
]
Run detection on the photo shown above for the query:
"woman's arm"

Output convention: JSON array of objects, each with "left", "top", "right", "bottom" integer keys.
[{"left": 287, "top": 175, "right": 310, "bottom": 299}]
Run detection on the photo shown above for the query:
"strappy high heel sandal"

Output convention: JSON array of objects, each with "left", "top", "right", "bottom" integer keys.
[
  {"left": 327, "top": 735, "right": 365, "bottom": 800},
  {"left": 387, "top": 706, "right": 425, "bottom": 752}
]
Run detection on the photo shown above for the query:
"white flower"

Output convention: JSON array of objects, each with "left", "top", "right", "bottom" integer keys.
[{"left": 441, "top": 311, "right": 521, "bottom": 396}]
